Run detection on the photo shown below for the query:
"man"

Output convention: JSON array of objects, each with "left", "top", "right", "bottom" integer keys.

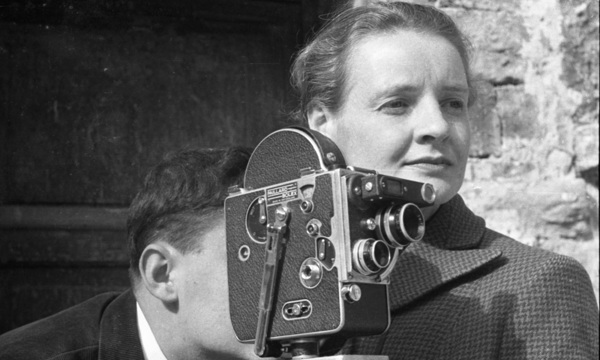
[{"left": 0, "top": 147, "right": 277, "bottom": 360}]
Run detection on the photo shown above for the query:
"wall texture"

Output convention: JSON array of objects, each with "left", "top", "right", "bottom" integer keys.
[
  {"left": 425, "top": 0, "right": 599, "bottom": 302},
  {"left": 0, "top": 17, "right": 297, "bottom": 205}
]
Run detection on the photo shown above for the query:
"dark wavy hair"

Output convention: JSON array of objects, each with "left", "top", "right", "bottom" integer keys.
[
  {"left": 290, "top": 1, "right": 475, "bottom": 124},
  {"left": 127, "top": 147, "right": 250, "bottom": 281}
]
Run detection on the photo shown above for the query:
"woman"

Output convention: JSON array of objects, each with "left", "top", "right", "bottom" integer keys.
[{"left": 291, "top": 2, "right": 598, "bottom": 359}]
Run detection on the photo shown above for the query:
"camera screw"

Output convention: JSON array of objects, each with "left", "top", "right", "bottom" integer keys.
[
  {"left": 363, "top": 218, "right": 377, "bottom": 231},
  {"left": 289, "top": 303, "right": 303, "bottom": 316},
  {"left": 275, "top": 206, "right": 290, "bottom": 221},
  {"left": 326, "top": 152, "right": 337, "bottom": 163},
  {"left": 341, "top": 284, "right": 362, "bottom": 303},
  {"left": 300, "top": 200, "right": 313, "bottom": 213},
  {"left": 306, "top": 221, "right": 320, "bottom": 237},
  {"left": 364, "top": 182, "right": 374, "bottom": 192},
  {"left": 238, "top": 245, "right": 250, "bottom": 262},
  {"left": 306, "top": 219, "right": 323, "bottom": 238},
  {"left": 299, "top": 258, "right": 322, "bottom": 289}
]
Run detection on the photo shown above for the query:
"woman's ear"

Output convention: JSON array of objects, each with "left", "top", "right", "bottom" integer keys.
[
  {"left": 306, "top": 102, "right": 336, "bottom": 138},
  {"left": 139, "top": 243, "right": 179, "bottom": 303}
]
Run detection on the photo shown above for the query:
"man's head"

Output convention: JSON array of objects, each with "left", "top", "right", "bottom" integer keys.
[
  {"left": 127, "top": 147, "right": 249, "bottom": 282},
  {"left": 127, "top": 147, "right": 271, "bottom": 359}
]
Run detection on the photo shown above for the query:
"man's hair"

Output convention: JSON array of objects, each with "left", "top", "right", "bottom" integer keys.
[
  {"left": 290, "top": 1, "right": 475, "bottom": 124},
  {"left": 127, "top": 147, "right": 250, "bottom": 281}
]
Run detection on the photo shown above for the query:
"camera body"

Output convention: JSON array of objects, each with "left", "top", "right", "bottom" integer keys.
[{"left": 226, "top": 127, "right": 434, "bottom": 344}]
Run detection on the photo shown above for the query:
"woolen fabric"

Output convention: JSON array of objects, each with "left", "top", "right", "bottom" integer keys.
[
  {"left": 0, "top": 195, "right": 597, "bottom": 359},
  {"left": 337, "top": 195, "right": 599, "bottom": 359},
  {"left": 0, "top": 290, "right": 144, "bottom": 360}
]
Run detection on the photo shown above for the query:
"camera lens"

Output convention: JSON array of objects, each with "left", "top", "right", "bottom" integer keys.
[
  {"left": 352, "top": 239, "right": 391, "bottom": 275},
  {"left": 376, "top": 203, "right": 425, "bottom": 247}
]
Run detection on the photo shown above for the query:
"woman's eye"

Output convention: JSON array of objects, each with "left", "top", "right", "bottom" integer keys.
[
  {"left": 449, "top": 100, "right": 465, "bottom": 108},
  {"left": 443, "top": 99, "right": 466, "bottom": 113},
  {"left": 379, "top": 99, "right": 409, "bottom": 113},
  {"left": 386, "top": 100, "right": 408, "bottom": 108}
]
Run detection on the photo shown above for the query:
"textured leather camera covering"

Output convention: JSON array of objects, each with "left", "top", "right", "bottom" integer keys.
[
  {"left": 227, "top": 175, "right": 343, "bottom": 341},
  {"left": 226, "top": 127, "right": 389, "bottom": 343},
  {"left": 226, "top": 190, "right": 266, "bottom": 340},
  {"left": 244, "top": 127, "right": 345, "bottom": 190}
]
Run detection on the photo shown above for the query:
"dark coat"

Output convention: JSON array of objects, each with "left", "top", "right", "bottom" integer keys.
[
  {"left": 1, "top": 196, "right": 597, "bottom": 359},
  {"left": 0, "top": 290, "right": 143, "bottom": 360},
  {"left": 338, "top": 195, "right": 599, "bottom": 359}
]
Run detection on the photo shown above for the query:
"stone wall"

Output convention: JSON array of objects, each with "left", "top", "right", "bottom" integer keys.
[{"left": 423, "top": 0, "right": 598, "bottom": 302}]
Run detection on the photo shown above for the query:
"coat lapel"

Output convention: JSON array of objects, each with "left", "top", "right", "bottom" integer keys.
[
  {"left": 98, "top": 289, "right": 145, "bottom": 360},
  {"left": 388, "top": 196, "right": 502, "bottom": 310}
]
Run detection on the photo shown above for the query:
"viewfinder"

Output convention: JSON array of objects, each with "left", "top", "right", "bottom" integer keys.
[{"left": 381, "top": 177, "right": 404, "bottom": 197}]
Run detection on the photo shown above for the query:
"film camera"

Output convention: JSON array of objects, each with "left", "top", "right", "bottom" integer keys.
[{"left": 225, "top": 127, "right": 435, "bottom": 357}]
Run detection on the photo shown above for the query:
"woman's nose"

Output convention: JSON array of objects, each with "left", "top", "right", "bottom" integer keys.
[{"left": 413, "top": 99, "right": 451, "bottom": 144}]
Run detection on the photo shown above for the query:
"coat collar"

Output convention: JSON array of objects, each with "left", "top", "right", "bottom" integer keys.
[
  {"left": 99, "top": 289, "right": 145, "bottom": 360},
  {"left": 389, "top": 195, "right": 502, "bottom": 310}
]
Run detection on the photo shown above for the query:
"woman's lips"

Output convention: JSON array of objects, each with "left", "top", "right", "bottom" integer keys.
[
  {"left": 402, "top": 157, "right": 453, "bottom": 172},
  {"left": 404, "top": 162, "right": 449, "bottom": 171}
]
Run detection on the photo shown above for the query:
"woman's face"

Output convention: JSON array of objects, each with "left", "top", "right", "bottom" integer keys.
[{"left": 309, "top": 30, "right": 471, "bottom": 216}]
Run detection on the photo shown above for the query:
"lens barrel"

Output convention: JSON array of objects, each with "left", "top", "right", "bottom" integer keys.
[
  {"left": 352, "top": 239, "right": 392, "bottom": 275},
  {"left": 376, "top": 203, "right": 425, "bottom": 248}
]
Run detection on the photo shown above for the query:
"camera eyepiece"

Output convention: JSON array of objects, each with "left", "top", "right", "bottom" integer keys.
[
  {"left": 376, "top": 203, "right": 425, "bottom": 248},
  {"left": 352, "top": 239, "right": 392, "bottom": 276}
]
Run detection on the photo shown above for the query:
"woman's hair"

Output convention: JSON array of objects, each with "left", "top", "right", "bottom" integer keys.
[{"left": 290, "top": 1, "right": 475, "bottom": 124}]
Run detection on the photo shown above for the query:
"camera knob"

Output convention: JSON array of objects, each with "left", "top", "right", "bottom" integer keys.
[
  {"left": 306, "top": 219, "right": 321, "bottom": 237},
  {"left": 341, "top": 284, "right": 362, "bottom": 303},
  {"left": 299, "top": 258, "right": 322, "bottom": 289},
  {"left": 300, "top": 200, "right": 314, "bottom": 213}
]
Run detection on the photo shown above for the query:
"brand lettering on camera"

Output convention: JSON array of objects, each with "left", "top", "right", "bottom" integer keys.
[{"left": 266, "top": 182, "right": 298, "bottom": 205}]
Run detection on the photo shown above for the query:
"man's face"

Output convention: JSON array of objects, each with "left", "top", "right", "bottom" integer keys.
[
  {"left": 313, "top": 30, "right": 471, "bottom": 212},
  {"left": 174, "top": 217, "right": 275, "bottom": 360}
]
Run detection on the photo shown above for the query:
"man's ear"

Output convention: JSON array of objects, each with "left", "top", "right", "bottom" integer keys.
[
  {"left": 306, "top": 102, "right": 336, "bottom": 138},
  {"left": 139, "top": 243, "right": 179, "bottom": 303}
]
